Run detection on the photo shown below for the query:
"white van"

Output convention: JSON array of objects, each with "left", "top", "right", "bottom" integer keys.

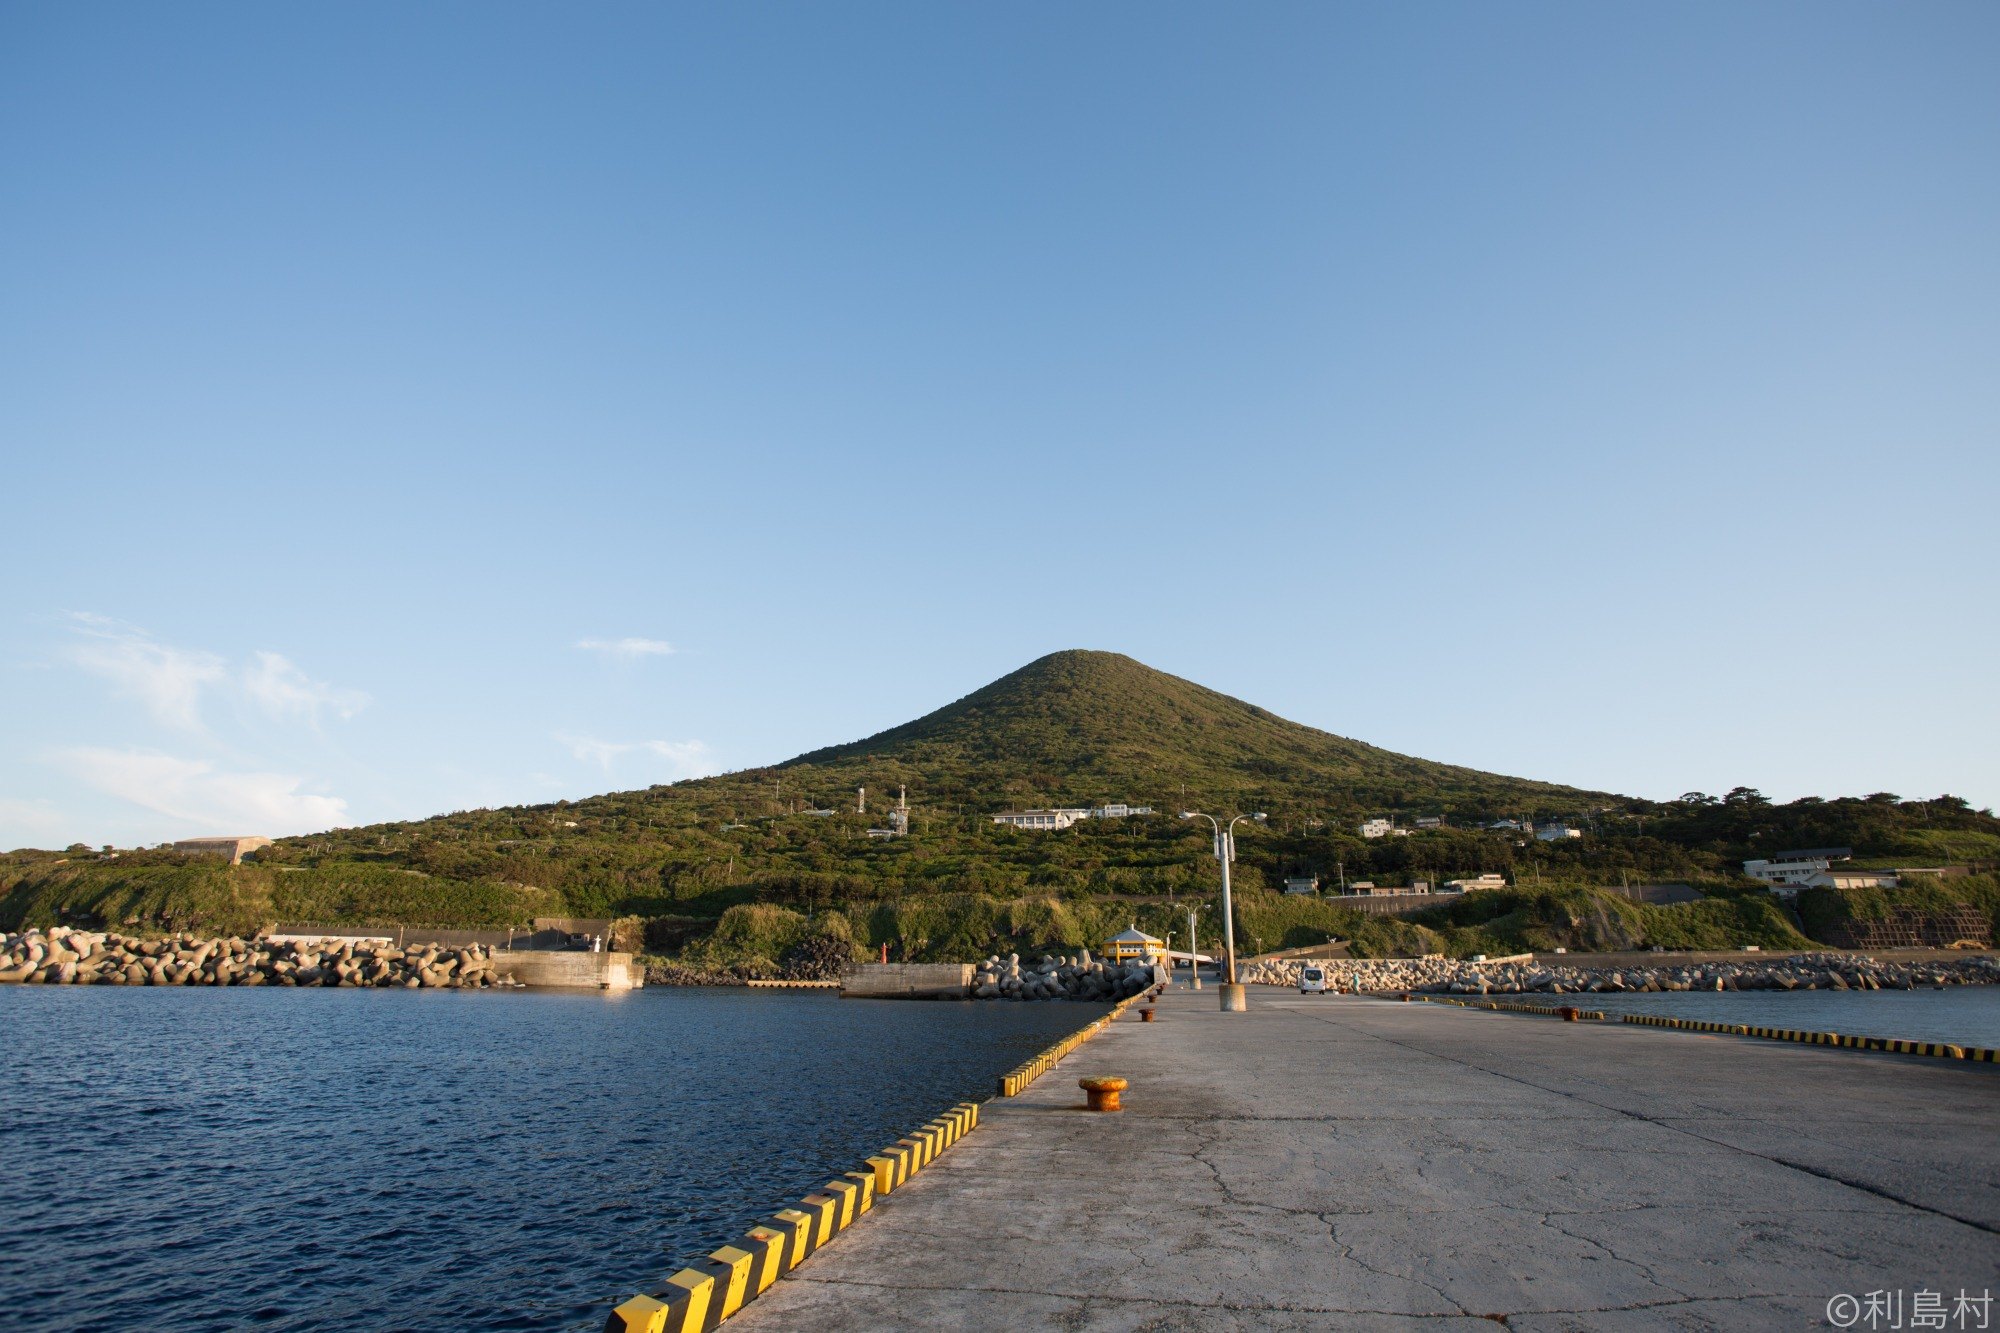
[{"left": 1300, "top": 965, "right": 1328, "bottom": 994}]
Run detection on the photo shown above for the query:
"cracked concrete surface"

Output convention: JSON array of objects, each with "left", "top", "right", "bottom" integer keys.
[{"left": 727, "top": 991, "right": 1999, "bottom": 1331}]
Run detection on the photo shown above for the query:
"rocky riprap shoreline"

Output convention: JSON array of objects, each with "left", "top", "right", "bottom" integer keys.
[
  {"left": 1239, "top": 953, "right": 2000, "bottom": 994},
  {"left": 0, "top": 928, "right": 509, "bottom": 989},
  {"left": 974, "top": 950, "right": 1160, "bottom": 1001}
]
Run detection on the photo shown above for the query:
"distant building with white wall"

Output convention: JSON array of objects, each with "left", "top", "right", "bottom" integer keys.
[
  {"left": 1360, "top": 818, "right": 1395, "bottom": 839},
  {"left": 1535, "top": 823, "right": 1583, "bottom": 841}
]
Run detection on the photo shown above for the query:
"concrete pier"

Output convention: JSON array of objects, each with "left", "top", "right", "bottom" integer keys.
[
  {"left": 840, "top": 963, "right": 976, "bottom": 998},
  {"left": 730, "top": 989, "right": 1999, "bottom": 1330}
]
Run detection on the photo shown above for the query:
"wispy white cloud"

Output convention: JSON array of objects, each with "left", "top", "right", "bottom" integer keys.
[
  {"left": 62, "top": 614, "right": 367, "bottom": 731},
  {"left": 576, "top": 637, "right": 678, "bottom": 659},
  {"left": 51, "top": 747, "right": 349, "bottom": 834},
  {"left": 242, "top": 651, "right": 371, "bottom": 724},
  {"left": 65, "top": 612, "right": 227, "bottom": 730},
  {"left": 554, "top": 731, "right": 716, "bottom": 779}
]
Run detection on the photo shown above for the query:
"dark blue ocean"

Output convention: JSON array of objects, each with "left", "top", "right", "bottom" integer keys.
[{"left": 0, "top": 986, "right": 1099, "bottom": 1332}]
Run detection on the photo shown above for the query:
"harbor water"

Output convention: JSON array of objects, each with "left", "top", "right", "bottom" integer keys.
[{"left": 0, "top": 986, "right": 1100, "bottom": 1332}]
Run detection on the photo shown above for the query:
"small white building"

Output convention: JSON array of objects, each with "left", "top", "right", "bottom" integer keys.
[
  {"left": 1283, "top": 876, "right": 1319, "bottom": 896},
  {"left": 1535, "top": 823, "right": 1583, "bottom": 842},
  {"left": 1414, "top": 815, "right": 1445, "bottom": 830},
  {"left": 991, "top": 809, "right": 1087, "bottom": 831},
  {"left": 1486, "top": 819, "right": 1528, "bottom": 833},
  {"left": 1360, "top": 818, "right": 1396, "bottom": 839},
  {"left": 1089, "top": 803, "right": 1154, "bottom": 819},
  {"left": 1742, "top": 848, "right": 1851, "bottom": 888},
  {"left": 1743, "top": 856, "right": 1828, "bottom": 887}
]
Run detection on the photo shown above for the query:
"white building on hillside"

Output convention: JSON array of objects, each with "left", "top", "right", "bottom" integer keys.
[
  {"left": 1360, "top": 818, "right": 1395, "bottom": 839},
  {"left": 1742, "top": 848, "right": 1852, "bottom": 889},
  {"left": 992, "top": 809, "right": 1086, "bottom": 831},
  {"left": 1535, "top": 822, "right": 1583, "bottom": 841}
]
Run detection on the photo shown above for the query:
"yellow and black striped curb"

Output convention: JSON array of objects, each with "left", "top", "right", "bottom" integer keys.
[
  {"left": 603, "top": 1100, "right": 982, "bottom": 1332},
  {"left": 998, "top": 992, "right": 1150, "bottom": 1097},
  {"left": 1420, "top": 996, "right": 1608, "bottom": 1021},
  {"left": 1617, "top": 1012, "right": 1999, "bottom": 1061},
  {"left": 1416, "top": 995, "right": 1998, "bottom": 1062}
]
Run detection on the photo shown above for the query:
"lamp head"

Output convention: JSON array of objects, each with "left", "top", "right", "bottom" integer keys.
[
  {"left": 1180, "top": 811, "right": 1195, "bottom": 819},
  {"left": 1253, "top": 812, "right": 1267, "bottom": 822}
]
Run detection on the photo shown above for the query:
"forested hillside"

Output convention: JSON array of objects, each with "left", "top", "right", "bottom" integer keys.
[{"left": 5, "top": 651, "right": 1995, "bottom": 962}]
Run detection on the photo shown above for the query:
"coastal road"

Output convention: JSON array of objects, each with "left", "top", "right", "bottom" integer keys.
[{"left": 728, "top": 989, "right": 2000, "bottom": 1331}]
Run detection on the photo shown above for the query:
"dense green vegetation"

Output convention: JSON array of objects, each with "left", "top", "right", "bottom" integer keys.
[
  {"left": 0, "top": 851, "right": 556, "bottom": 936},
  {"left": 5, "top": 651, "right": 1995, "bottom": 960}
]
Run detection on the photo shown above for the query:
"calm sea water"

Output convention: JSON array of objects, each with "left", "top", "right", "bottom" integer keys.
[
  {"left": 1540, "top": 985, "right": 2000, "bottom": 1047},
  {"left": 0, "top": 986, "right": 1100, "bottom": 1332}
]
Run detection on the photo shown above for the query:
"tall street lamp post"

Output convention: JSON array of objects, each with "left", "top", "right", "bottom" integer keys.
[{"left": 1182, "top": 810, "right": 1265, "bottom": 1012}]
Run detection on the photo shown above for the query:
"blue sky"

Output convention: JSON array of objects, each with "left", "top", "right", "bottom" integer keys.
[{"left": 3, "top": 2, "right": 1996, "bottom": 849}]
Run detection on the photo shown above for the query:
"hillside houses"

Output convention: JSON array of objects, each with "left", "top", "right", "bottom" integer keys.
[{"left": 1357, "top": 814, "right": 1588, "bottom": 843}]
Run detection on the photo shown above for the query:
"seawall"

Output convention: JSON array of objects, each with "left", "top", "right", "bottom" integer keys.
[
  {"left": 840, "top": 963, "right": 973, "bottom": 999},
  {"left": 489, "top": 949, "right": 642, "bottom": 990}
]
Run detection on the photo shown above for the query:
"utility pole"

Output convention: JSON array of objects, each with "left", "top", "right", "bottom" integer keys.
[
  {"left": 1182, "top": 810, "right": 1264, "bottom": 1013},
  {"left": 1186, "top": 906, "right": 1202, "bottom": 990}
]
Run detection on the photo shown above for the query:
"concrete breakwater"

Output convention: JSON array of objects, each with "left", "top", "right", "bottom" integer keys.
[
  {"left": 0, "top": 927, "right": 508, "bottom": 989},
  {"left": 1239, "top": 951, "right": 2000, "bottom": 994},
  {"left": 972, "top": 950, "right": 1161, "bottom": 1001},
  {"left": 719, "top": 989, "right": 2000, "bottom": 1331}
]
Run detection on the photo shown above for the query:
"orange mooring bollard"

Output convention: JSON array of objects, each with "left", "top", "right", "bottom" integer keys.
[
  {"left": 1559, "top": 1006, "right": 1580, "bottom": 1022},
  {"left": 1080, "top": 1076, "right": 1127, "bottom": 1112},
  {"left": 1141, "top": 1008, "right": 1156, "bottom": 1022}
]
